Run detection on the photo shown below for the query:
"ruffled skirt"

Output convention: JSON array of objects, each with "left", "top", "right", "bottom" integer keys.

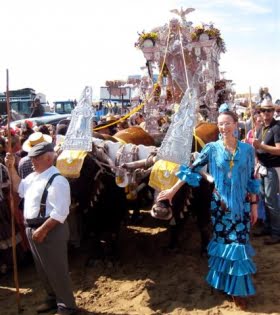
[
  {"left": 206, "top": 239, "right": 256, "bottom": 296},
  {"left": 206, "top": 195, "right": 256, "bottom": 296}
]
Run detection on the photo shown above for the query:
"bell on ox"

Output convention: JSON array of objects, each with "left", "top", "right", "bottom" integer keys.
[
  {"left": 62, "top": 86, "right": 95, "bottom": 151},
  {"left": 115, "top": 168, "right": 130, "bottom": 188}
]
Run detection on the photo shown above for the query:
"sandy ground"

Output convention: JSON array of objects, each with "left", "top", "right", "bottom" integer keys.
[{"left": 1, "top": 211, "right": 280, "bottom": 315}]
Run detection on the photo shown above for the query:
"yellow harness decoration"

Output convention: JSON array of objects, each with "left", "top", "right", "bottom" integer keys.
[
  {"left": 193, "top": 128, "right": 205, "bottom": 152},
  {"left": 149, "top": 159, "right": 179, "bottom": 191},
  {"left": 113, "top": 136, "right": 127, "bottom": 145},
  {"left": 56, "top": 150, "right": 87, "bottom": 178}
]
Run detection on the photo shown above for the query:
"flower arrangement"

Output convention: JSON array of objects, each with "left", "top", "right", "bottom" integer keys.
[
  {"left": 214, "top": 79, "right": 226, "bottom": 92},
  {"left": 135, "top": 31, "right": 158, "bottom": 48},
  {"left": 191, "top": 24, "right": 226, "bottom": 52}
]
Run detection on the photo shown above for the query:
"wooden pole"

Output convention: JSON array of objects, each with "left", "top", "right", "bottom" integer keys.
[{"left": 6, "top": 69, "right": 21, "bottom": 313}]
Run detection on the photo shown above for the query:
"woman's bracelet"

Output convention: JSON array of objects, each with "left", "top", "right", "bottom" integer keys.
[{"left": 250, "top": 201, "right": 258, "bottom": 205}]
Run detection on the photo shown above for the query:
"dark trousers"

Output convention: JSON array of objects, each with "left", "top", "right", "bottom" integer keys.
[
  {"left": 26, "top": 222, "right": 76, "bottom": 309},
  {"left": 260, "top": 167, "right": 280, "bottom": 237}
]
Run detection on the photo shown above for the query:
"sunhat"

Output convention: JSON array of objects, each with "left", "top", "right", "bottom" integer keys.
[
  {"left": 257, "top": 99, "right": 275, "bottom": 110},
  {"left": 22, "top": 131, "right": 52, "bottom": 152}
]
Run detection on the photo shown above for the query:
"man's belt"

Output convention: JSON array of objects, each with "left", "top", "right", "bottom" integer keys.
[{"left": 24, "top": 217, "right": 49, "bottom": 228}]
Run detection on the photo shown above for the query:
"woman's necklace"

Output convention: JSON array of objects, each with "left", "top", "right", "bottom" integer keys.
[{"left": 223, "top": 139, "right": 238, "bottom": 179}]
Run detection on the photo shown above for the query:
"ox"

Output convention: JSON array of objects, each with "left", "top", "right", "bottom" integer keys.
[
  {"left": 60, "top": 123, "right": 218, "bottom": 261},
  {"left": 110, "top": 123, "right": 219, "bottom": 254},
  {"left": 59, "top": 128, "right": 156, "bottom": 263}
]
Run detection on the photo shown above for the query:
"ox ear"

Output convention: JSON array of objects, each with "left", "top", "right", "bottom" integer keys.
[{"left": 115, "top": 171, "right": 130, "bottom": 188}]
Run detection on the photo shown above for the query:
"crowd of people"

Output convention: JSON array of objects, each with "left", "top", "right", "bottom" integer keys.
[{"left": 0, "top": 90, "right": 279, "bottom": 313}]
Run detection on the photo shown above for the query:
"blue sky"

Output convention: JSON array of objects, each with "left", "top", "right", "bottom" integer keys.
[{"left": 0, "top": 0, "right": 279, "bottom": 102}]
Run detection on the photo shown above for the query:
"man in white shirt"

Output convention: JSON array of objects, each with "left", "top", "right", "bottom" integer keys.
[
  {"left": 5, "top": 142, "right": 77, "bottom": 315},
  {"left": 274, "top": 102, "right": 280, "bottom": 121}
]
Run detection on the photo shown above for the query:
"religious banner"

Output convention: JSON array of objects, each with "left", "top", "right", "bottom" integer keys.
[
  {"left": 62, "top": 86, "right": 95, "bottom": 151},
  {"left": 157, "top": 88, "right": 197, "bottom": 165}
]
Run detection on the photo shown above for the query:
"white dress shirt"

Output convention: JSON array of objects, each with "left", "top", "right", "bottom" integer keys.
[{"left": 18, "top": 165, "right": 71, "bottom": 223}]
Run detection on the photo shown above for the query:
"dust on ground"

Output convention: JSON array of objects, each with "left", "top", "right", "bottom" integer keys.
[{"left": 1, "top": 211, "right": 280, "bottom": 315}]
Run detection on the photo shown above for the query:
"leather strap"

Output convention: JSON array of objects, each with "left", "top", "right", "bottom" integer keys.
[{"left": 38, "top": 173, "right": 60, "bottom": 218}]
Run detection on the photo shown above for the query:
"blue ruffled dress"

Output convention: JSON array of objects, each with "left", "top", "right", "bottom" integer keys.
[{"left": 176, "top": 140, "right": 260, "bottom": 297}]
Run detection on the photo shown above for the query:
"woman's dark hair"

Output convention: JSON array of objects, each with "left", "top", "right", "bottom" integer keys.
[
  {"left": 218, "top": 110, "right": 238, "bottom": 122},
  {"left": 56, "top": 124, "right": 68, "bottom": 136},
  {"left": 38, "top": 125, "right": 51, "bottom": 135}
]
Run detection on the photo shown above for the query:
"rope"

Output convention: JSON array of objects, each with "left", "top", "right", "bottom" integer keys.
[{"left": 178, "top": 27, "right": 189, "bottom": 89}]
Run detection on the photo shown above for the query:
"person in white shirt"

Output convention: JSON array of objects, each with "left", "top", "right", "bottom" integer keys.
[
  {"left": 274, "top": 101, "right": 280, "bottom": 121},
  {"left": 5, "top": 142, "right": 77, "bottom": 315}
]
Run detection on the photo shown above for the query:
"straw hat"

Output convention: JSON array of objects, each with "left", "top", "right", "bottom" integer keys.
[
  {"left": 106, "top": 115, "right": 117, "bottom": 122},
  {"left": 257, "top": 99, "right": 275, "bottom": 110},
  {"left": 22, "top": 132, "right": 52, "bottom": 152}
]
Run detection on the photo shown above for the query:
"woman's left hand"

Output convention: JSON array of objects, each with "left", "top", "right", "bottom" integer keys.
[{"left": 250, "top": 205, "right": 258, "bottom": 225}]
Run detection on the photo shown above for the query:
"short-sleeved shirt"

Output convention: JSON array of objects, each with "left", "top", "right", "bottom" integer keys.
[
  {"left": 18, "top": 165, "right": 71, "bottom": 223},
  {"left": 256, "top": 119, "right": 280, "bottom": 167}
]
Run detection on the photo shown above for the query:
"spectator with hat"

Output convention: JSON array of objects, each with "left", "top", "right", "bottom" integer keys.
[
  {"left": 5, "top": 142, "right": 77, "bottom": 315},
  {"left": 253, "top": 99, "right": 280, "bottom": 245}
]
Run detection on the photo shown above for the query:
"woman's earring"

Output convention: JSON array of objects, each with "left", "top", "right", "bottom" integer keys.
[
  {"left": 219, "top": 133, "right": 223, "bottom": 140},
  {"left": 233, "top": 129, "right": 238, "bottom": 138}
]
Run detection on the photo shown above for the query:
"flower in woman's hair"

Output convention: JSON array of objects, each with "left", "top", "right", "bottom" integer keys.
[{"left": 218, "top": 103, "right": 230, "bottom": 113}]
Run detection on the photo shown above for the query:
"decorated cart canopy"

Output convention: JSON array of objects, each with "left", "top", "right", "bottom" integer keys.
[{"left": 134, "top": 7, "right": 234, "bottom": 164}]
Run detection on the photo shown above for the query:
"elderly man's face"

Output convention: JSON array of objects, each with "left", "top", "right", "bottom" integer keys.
[{"left": 30, "top": 152, "right": 54, "bottom": 173}]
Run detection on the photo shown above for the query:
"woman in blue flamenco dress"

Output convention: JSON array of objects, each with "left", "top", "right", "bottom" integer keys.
[{"left": 157, "top": 106, "right": 260, "bottom": 308}]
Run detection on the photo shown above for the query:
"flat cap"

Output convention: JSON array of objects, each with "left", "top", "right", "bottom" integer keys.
[{"left": 28, "top": 142, "right": 54, "bottom": 158}]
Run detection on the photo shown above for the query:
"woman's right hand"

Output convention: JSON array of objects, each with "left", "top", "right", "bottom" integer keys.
[{"left": 156, "top": 189, "right": 174, "bottom": 206}]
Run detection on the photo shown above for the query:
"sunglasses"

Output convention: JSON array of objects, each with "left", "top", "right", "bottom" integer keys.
[{"left": 260, "top": 109, "right": 274, "bottom": 113}]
